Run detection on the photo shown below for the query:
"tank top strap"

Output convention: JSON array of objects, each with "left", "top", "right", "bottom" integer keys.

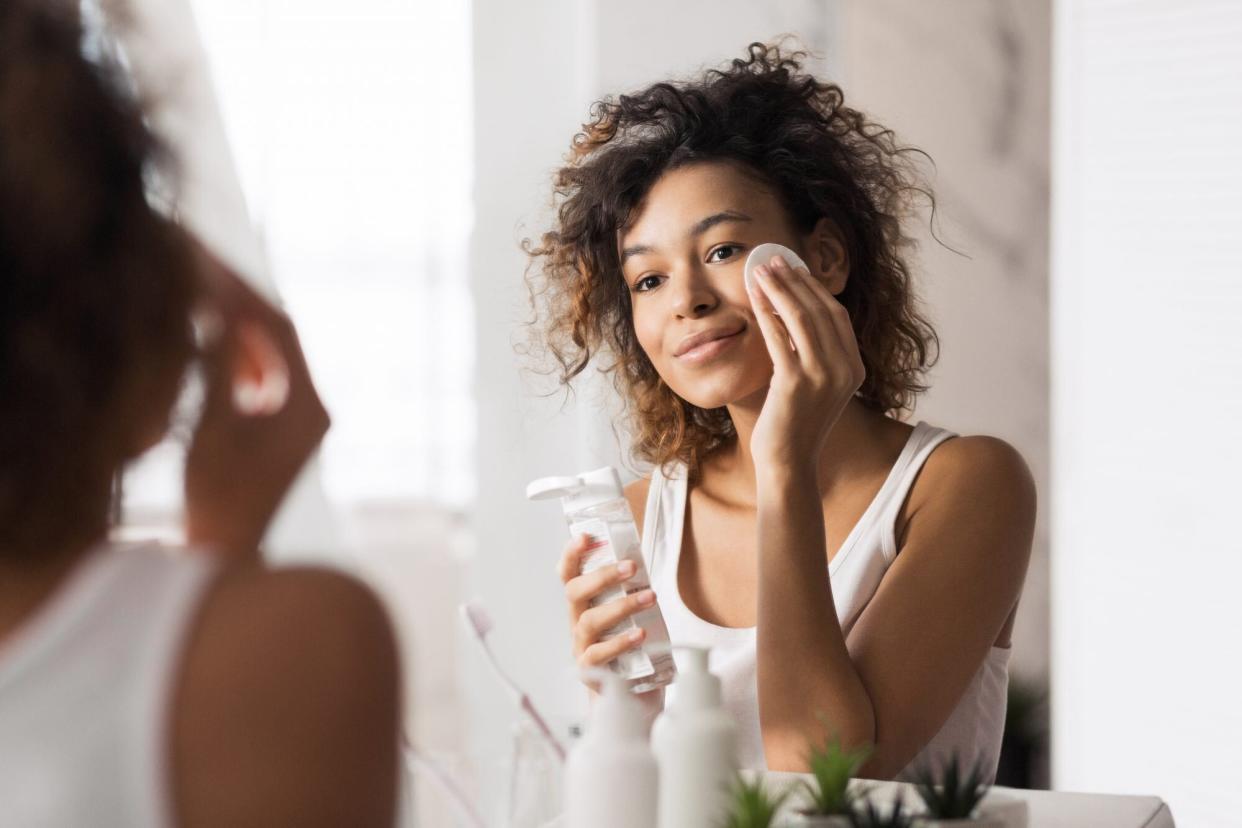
[
  {"left": 641, "top": 462, "right": 688, "bottom": 586},
  {"left": 876, "top": 422, "right": 959, "bottom": 563}
]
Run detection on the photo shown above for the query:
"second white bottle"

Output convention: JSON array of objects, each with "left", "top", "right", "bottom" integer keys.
[{"left": 651, "top": 646, "right": 739, "bottom": 827}]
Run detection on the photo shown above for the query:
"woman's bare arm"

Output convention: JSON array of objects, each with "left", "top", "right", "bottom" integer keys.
[
  {"left": 172, "top": 566, "right": 402, "bottom": 828},
  {"left": 756, "top": 435, "right": 1034, "bottom": 773},
  {"left": 745, "top": 253, "right": 1034, "bottom": 773}
]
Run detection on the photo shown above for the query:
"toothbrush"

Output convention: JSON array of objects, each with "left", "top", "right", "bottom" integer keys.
[{"left": 460, "top": 601, "right": 568, "bottom": 763}]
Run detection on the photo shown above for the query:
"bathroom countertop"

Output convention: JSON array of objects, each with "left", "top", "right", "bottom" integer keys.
[{"left": 759, "top": 772, "right": 1175, "bottom": 828}]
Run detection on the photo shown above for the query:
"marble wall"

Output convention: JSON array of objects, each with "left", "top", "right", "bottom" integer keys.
[{"left": 835, "top": 0, "right": 1052, "bottom": 685}]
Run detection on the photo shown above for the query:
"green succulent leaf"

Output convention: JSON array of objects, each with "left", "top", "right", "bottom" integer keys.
[
  {"left": 852, "top": 798, "right": 914, "bottom": 828},
  {"left": 720, "top": 774, "right": 793, "bottom": 828},
  {"left": 801, "top": 728, "right": 872, "bottom": 816},
  {"left": 911, "top": 754, "right": 992, "bottom": 819}
]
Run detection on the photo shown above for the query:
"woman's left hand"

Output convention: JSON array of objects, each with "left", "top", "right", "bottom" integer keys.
[
  {"left": 184, "top": 244, "right": 331, "bottom": 560},
  {"left": 746, "top": 254, "right": 866, "bottom": 480}
]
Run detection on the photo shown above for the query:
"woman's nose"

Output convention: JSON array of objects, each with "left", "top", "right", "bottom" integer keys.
[{"left": 669, "top": 265, "right": 718, "bottom": 319}]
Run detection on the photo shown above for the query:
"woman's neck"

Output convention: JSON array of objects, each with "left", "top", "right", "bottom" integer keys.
[{"left": 710, "top": 393, "right": 884, "bottom": 503}]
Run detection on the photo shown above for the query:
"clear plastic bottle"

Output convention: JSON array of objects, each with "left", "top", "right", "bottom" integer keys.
[{"left": 527, "top": 467, "right": 676, "bottom": 692}]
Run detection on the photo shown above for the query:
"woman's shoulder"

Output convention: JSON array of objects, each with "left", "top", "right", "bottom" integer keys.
[
  {"left": 623, "top": 461, "right": 688, "bottom": 535},
  {"left": 926, "top": 431, "right": 1034, "bottom": 489},
  {"left": 187, "top": 564, "right": 397, "bottom": 663},
  {"left": 625, "top": 476, "right": 652, "bottom": 535},
  {"left": 172, "top": 564, "right": 401, "bottom": 825},
  {"left": 908, "top": 430, "right": 1037, "bottom": 530},
  {"left": 891, "top": 430, "right": 1036, "bottom": 604}
]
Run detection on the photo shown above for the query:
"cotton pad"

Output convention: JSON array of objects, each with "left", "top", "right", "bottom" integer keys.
[{"left": 743, "top": 243, "right": 809, "bottom": 295}]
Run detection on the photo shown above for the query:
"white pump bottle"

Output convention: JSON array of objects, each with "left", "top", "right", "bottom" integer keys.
[
  {"left": 651, "top": 646, "right": 739, "bottom": 827},
  {"left": 563, "top": 671, "right": 658, "bottom": 828}
]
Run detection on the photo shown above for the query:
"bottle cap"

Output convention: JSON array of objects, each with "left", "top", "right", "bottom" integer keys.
[
  {"left": 526, "top": 467, "right": 624, "bottom": 513},
  {"left": 525, "top": 475, "right": 582, "bottom": 500}
]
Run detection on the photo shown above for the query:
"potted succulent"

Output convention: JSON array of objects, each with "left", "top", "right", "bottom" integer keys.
[
  {"left": 911, "top": 756, "right": 1002, "bottom": 827},
  {"left": 788, "top": 732, "right": 871, "bottom": 827},
  {"left": 721, "top": 774, "right": 792, "bottom": 828},
  {"left": 853, "top": 799, "right": 914, "bottom": 828}
]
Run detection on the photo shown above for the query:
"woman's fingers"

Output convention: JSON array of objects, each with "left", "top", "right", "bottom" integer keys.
[
  {"left": 747, "top": 265, "right": 798, "bottom": 374},
  {"left": 770, "top": 256, "right": 839, "bottom": 364},
  {"left": 763, "top": 254, "right": 864, "bottom": 390},
  {"left": 557, "top": 534, "right": 591, "bottom": 583},
  {"left": 797, "top": 267, "right": 866, "bottom": 384},
  {"left": 574, "top": 589, "right": 656, "bottom": 651},
  {"left": 559, "top": 534, "right": 652, "bottom": 669},
  {"left": 579, "top": 626, "right": 646, "bottom": 668},
  {"left": 564, "top": 557, "right": 637, "bottom": 617},
  {"left": 752, "top": 260, "right": 821, "bottom": 358}
]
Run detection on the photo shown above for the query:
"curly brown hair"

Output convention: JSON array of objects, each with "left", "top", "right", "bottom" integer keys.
[
  {"left": 0, "top": 0, "right": 197, "bottom": 558},
  {"left": 525, "top": 43, "right": 939, "bottom": 476}
]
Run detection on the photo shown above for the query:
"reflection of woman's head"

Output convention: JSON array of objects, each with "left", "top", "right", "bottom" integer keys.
[
  {"left": 528, "top": 44, "right": 939, "bottom": 474},
  {"left": 0, "top": 1, "right": 197, "bottom": 557}
]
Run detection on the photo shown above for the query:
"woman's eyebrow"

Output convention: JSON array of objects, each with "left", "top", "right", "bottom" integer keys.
[
  {"left": 689, "top": 210, "right": 752, "bottom": 238},
  {"left": 619, "top": 210, "right": 753, "bottom": 265},
  {"left": 620, "top": 243, "right": 654, "bottom": 265}
]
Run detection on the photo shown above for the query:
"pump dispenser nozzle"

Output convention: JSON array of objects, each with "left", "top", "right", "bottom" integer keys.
[
  {"left": 581, "top": 667, "right": 647, "bottom": 741},
  {"left": 667, "top": 645, "right": 722, "bottom": 710}
]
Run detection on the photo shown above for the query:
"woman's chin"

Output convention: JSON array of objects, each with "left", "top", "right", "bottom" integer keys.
[{"left": 673, "top": 373, "right": 771, "bottom": 412}]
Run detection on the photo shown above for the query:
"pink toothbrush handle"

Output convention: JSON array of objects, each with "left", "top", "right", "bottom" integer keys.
[{"left": 521, "top": 695, "right": 567, "bottom": 762}]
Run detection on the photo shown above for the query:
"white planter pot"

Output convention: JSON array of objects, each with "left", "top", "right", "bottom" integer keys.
[
  {"left": 915, "top": 791, "right": 1030, "bottom": 828},
  {"left": 786, "top": 814, "right": 853, "bottom": 828}
]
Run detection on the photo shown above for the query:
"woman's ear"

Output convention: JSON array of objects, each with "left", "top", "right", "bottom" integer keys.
[{"left": 806, "top": 218, "right": 850, "bottom": 295}]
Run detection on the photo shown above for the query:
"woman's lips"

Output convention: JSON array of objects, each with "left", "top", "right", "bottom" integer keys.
[{"left": 675, "top": 327, "right": 745, "bottom": 364}]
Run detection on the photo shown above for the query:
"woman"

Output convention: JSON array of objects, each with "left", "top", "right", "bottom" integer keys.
[
  {"left": 0, "top": 3, "right": 400, "bottom": 825},
  {"left": 531, "top": 44, "right": 1035, "bottom": 780}
]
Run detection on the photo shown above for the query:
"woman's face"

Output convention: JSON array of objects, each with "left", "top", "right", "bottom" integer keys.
[{"left": 620, "top": 160, "right": 822, "bottom": 411}]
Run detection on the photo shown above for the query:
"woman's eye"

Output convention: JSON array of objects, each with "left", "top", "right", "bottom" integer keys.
[
  {"left": 633, "top": 274, "right": 663, "bottom": 293},
  {"left": 707, "top": 244, "right": 742, "bottom": 263}
]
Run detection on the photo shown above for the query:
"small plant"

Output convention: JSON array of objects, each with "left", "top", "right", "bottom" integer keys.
[
  {"left": 911, "top": 754, "right": 991, "bottom": 820},
  {"left": 800, "top": 732, "right": 871, "bottom": 816},
  {"left": 853, "top": 799, "right": 914, "bottom": 828},
  {"left": 721, "top": 774, "right": 792, "bottom": 828}
]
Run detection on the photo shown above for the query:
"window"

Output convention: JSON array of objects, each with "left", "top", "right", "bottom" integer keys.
[{"left": 120, "top": 0, "right": 475, "bottom": 525}]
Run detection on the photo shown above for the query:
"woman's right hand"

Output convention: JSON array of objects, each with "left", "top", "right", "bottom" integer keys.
[{"left": 558, "top": 534, "right": 657, "bottom": 679}]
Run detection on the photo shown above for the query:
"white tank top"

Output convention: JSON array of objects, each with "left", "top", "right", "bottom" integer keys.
[
  {"left": 0, "top": 542, "right": 217, "bottom": 827},
  {"left": 642, "top": 421, "right": 1011, "bottom": 781}
]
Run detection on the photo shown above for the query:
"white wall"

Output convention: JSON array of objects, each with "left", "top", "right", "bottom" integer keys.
[
  {"left": 835, "top": 0, "right": 1053, "bottom": 691},
  {"left": 1052, "top": 1, "right": 1242, "bottom": 823}
]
